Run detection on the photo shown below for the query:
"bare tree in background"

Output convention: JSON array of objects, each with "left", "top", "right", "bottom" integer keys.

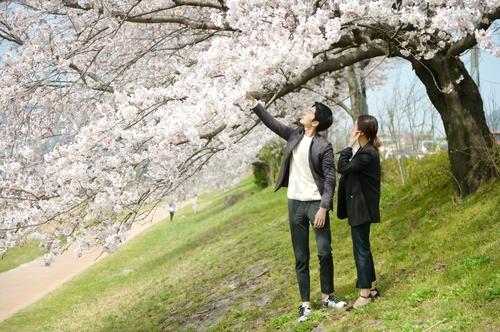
[
  {"left": 377, "top": 72, "right": 440, "bottom": 184},
  {"left": 378, "top": 84, "right": 406, "bottom": 184},
  {"left": 485, "top": 92, "right": 500, "bottom": 132}
]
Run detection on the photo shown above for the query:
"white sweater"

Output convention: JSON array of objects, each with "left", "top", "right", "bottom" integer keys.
[{"left": 287, "top": 135, "right": 322, "bottom": 201}]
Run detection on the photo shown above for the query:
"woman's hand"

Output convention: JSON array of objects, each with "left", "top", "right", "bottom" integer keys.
[
  {"left": 348, "top": 123, "right": 363, "bottom": 147},
  {"left": 314, "top": 207, "right": 328, "bottom": 229}
]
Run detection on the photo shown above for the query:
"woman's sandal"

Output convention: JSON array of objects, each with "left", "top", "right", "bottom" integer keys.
[
  {"left": 370, "top": 287, "right": 380, "bottom": 299},
  {"left": 346, "top": 293, "right": 373, "bottom": 311}
]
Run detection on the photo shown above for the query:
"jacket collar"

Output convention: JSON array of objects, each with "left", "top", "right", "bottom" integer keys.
[{"left": 298, "top": 126, "right": 321, "bottom": 139}]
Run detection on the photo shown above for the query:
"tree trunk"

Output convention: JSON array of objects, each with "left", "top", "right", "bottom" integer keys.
[
  {"left": 345, "top": 63, "right": 368, "bottom": 121},
  {"left": 411, "top": 55, "right": 497, "bottom": 196}
]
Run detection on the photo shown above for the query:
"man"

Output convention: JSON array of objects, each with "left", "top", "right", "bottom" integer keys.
[{"left": 241, "top": 94, "right": 346, "bottom": 322}]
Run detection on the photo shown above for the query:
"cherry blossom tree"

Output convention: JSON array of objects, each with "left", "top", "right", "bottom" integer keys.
[{"left": 0, "top": 0, "right": 498, "bottom": 260}]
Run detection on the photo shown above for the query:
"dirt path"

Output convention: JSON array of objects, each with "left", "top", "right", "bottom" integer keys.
[{"left": 0, "top": 201, "right": 185, "bottom": 322}]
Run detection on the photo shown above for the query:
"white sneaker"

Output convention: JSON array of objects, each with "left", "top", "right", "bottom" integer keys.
[
  {"left": 323, "top": 294, "right": 347, "bottom": 308},
  {"left": 297, "top": 305, "right": 312, "bottom": 322}
]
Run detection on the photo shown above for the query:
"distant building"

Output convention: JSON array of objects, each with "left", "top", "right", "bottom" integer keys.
[
  {"left": 378, "top": 131, "right": 445, "bottom": 160},
  {"left": 494, "top": 131, "right": 500, "bottom": 145}
]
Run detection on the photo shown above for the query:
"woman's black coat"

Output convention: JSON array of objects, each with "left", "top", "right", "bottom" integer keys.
[{"left": 336, "top": 144, "right": 381, "bottom": 226}]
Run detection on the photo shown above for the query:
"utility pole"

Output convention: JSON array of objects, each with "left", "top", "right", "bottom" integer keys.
[{"left": 470, "top": 47, "right": 480, "bottom": 89}]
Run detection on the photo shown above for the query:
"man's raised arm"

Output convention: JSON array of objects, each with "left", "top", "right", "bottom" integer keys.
[
  {"left": 251, "top": 101, "right": 294, "bottom": 141},
  {"left": 234, "top": 92, "right": 294, "bottom": 140}
]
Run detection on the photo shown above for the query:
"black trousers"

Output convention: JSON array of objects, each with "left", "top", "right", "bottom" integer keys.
[
  {"left": 288, "top": 199, "right": 334, "bottom": 302},
  {"left": 351, "top": 222, "right": 376, "bottom": 289}
]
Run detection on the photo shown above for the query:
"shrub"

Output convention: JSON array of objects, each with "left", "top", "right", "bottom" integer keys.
[{"left": 253, "top": 140, "right": 285, "bottom": 188}]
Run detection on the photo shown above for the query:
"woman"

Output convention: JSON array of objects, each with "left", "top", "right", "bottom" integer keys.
[{"left": 337, "top": 115, "right": 381, "bottom": 309}]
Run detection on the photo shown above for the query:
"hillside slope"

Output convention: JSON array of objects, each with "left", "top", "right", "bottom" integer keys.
[{"left": 0, "top": 154, "right": 498, "bottom": 331}]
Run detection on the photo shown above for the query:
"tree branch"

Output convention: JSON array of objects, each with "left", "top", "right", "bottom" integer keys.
[
  {"left": 172, "top": 0, "right": 224, "bottom": 10},
  {"left": 0, "top": 20, "right": 24, "bottom": 45},
  {"left": 61, "top": 0, "right": 234, "bottom": 31},
  {"left": 121, "top": 14, "right": 230, "bottom": 30},
  {"left": 200, "top": 124, "right": 227, "bottom": 140},
  {"left": 253, "top": 41, "right": 388, "bottom": 103},
  {"left": 69, "top": 63, "right": 114, "bottom": 93},
  {"left": 448, "top": 7, "right": 500, "bottom": 56}
]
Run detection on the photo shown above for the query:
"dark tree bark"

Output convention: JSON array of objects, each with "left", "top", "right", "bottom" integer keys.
[{"left": 411, "top": 55, "right": 498, "bottom": 196}]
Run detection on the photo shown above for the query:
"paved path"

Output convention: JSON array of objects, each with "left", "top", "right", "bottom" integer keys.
[{"left": 0, "top": 201, "right": 182, "bottom": 322}]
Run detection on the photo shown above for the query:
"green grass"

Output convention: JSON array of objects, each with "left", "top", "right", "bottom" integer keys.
[
  {"left": 1, "top": 153, "right": 499, "bottom": 331},
  {"left": 0, "top": 240, "right": 42, "bottom": 273}
]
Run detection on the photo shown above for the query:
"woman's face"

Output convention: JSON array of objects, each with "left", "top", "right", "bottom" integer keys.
[{"left": 353, "top": 120, "right": 364, "bottom": 138}]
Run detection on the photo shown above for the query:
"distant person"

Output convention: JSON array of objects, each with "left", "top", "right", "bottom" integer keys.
[
  {"left": 168, "top": 202, "right": 176, "bottom": 222},
  {"left": 337, "top": 115, "right": 382, "bottom": 310},
  {"left": 239, "top": 93, "right": 346, "bottom": 323},
  {"left": 192, "top": 194, "right": 198, "bottom": 214}
]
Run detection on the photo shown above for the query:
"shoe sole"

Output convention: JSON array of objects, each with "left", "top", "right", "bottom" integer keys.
[{"left": 324, "top": 302, "right": 347, "bottom": 309}]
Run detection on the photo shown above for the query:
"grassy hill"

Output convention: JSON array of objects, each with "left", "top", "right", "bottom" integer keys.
[
  {"left": 0, "top": 153, "right": 498, "bottom": 331},
  {"left": 0, "top": 240, "right": 43, "bottom": 273}
]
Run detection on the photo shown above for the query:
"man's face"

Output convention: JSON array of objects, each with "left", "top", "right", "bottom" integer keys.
[{"left": 299, "top": 106, "right": 319, "bottom": 128}]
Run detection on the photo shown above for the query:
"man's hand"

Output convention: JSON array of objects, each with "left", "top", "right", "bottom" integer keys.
[
  {"left": 245, "top": 92, "right": 256, "bottom": 104},
  {"left": 233, "top": 92, "right": 259, "bottom": 110},
  {"left": 313, "top": 207, "right": 328, "bottom": 229}
]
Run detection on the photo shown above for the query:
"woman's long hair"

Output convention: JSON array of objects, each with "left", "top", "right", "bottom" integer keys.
[{"left": 357, "top": 115, "right": 382, "bottom": 149}]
